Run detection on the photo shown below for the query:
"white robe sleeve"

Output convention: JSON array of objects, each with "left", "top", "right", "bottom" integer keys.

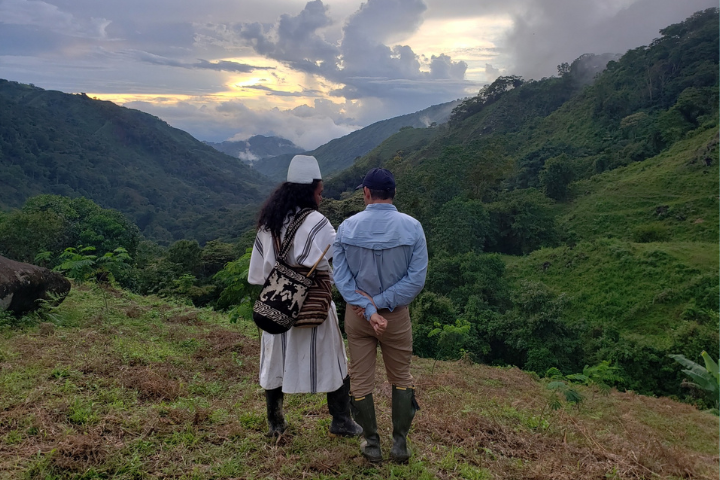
[{"left": 248, "top": 230, "right": 276, "bottom": 285}]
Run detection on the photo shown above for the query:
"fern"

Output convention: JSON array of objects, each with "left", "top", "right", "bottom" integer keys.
[
  {"left": 54, "top": 246, "right": 98, "bottom": 281},
  {"left": 545, "top": 368, "right": 584, "bottom": 409}
]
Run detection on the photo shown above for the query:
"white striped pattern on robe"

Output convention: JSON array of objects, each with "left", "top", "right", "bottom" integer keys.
[{"left": 249, "top": 210, "right": 348, "bottom": 394}]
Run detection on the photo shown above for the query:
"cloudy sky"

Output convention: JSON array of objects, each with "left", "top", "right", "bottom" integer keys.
[{"left": 0, "top": 0, "right": 714, "bottom": 149}]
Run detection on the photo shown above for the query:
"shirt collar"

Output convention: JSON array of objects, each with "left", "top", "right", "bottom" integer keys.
[{"left": 365, "top": 203, "right": 397, "bottom": 212}]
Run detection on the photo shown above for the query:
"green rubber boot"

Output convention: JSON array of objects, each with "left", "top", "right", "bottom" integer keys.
[
  {"left": 327, "top": 376, "right": 363, "bottom": 438},
  {"left": 389, "top": 385, "right": 420, "bottom": 463},
  {"left": 265, "top": 386, "right": 287, "bottom": 437},
  {"left": 350, "top": 394, "right": 382, "bottom": 463}
]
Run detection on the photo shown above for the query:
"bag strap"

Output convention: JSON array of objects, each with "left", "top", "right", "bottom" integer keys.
[{"left": 275, "top": 208, "right": 314, "bottom": 261}]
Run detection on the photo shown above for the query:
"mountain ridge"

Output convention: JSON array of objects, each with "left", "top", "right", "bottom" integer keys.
[
  {"left": 0, "top": 80, "right": 272, "bottom": 243},
  {"left": 253, "top": 99, "right": 460, "bottom": 182}
]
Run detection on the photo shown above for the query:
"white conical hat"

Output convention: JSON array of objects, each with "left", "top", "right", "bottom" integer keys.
[{"left": 287, "top": 155, "right": 322, "bottom": 184}]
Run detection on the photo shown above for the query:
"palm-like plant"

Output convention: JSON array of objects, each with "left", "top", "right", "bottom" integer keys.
[{"left": 669, "top": 351, "right": 719, "bottom": 399}]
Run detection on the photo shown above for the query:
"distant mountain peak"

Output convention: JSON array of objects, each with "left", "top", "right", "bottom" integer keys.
[
  {"left": 205, "top": 135, "right": 303, "bottom": 165},
  {"left": 251, "top": 99, "right": 460, "bottom": 181}
]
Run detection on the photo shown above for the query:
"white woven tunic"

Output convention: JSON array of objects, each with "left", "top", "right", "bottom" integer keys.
[{"left": 248, "top": 210, "right": 348, "bottom": 394}]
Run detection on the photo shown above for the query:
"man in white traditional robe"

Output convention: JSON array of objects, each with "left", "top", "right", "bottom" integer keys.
[{"left": 248, "top": 155, "right": 362, "bottom": 439}]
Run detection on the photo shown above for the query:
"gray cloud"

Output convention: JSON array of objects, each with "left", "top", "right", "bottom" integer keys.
[
  {"left": 243, "top": 84, "right": 323, "bottom": 97},
  {"left": 129, "top": 97, "right": 359, "bottom": 149},
  {"left": 0, "top": 0, "right": 110, "bottom": 38},
  {"left": 429, "top": 54, "right": 467, "bottom": 79},
  {"left": 502, "top": 0, "right": 717, "bottom": 80},
  {"left": 123, "top": 50, "right": 274, "bottom": 73},
  {"left": 234, "top": 0, "right": 338, "bottom": 75},
  {"left": 216, "top": 0, "right": 472, "bottom": 104},
  {"left": 0, "top": 24, "right": 74, "bottom": 55}
]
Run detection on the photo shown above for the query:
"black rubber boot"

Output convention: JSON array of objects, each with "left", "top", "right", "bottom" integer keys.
[
  {"left": 327, "top": 376, "right": 363, "bottom": 437},
  {"left": 350, "top": 394, "right": 382, "bottom": 463},
  {"left": 265, "top": 386, "right": 287, "bottom": 437},
  {"left": 389, "top": 385, "right": 419, "bottom": 463}
]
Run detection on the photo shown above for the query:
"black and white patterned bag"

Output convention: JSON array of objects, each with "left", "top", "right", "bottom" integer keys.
[{"left": 253, "top": 209, "right": 316, "bottom": 334}]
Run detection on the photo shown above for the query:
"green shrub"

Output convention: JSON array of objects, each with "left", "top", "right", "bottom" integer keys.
[
  {"left": 631, "top": 223, "right": 668, "bottom": 243},
  {"left": 411, "top": 293, "right": 457, "bottom": 358},
  {"left": 486, "top": 189, "right": 559, "bottom": 255}
]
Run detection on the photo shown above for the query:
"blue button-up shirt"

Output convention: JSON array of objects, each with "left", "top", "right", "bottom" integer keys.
[{"left": 333, "top": 203, "right": 428, "bottom": 320}]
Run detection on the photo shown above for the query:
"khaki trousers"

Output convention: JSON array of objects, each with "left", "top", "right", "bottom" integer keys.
[{"left": 345, "top": 305, "right": 413, "bottom": 397}]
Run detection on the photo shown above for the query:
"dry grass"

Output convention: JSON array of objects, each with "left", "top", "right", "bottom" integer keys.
[{"left": 0, "top": 285, "right": 717, "bottom": 479}]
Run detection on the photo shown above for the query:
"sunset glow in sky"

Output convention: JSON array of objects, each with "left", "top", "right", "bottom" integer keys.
[{"left": 0, "top": 0, "right": 714, "bottom": 149}]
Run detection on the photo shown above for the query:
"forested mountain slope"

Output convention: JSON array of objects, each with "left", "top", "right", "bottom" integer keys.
[
  {"left": 322, "top": 9, "right": 719, "bottom": 398},
  {"left": 253, "top": 100, "right": 459, "bottom": 182},
  {"left": 0, "top": 80, "right": 272, "bottom": 243}
]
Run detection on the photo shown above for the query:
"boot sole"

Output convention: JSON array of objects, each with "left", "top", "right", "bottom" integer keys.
[{"left": 362, "top": 453, "right": 383, "bottom": 464}]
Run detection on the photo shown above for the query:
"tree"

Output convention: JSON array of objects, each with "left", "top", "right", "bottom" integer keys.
[
  {"left": 214, "top": 249, "right": 261, "bottom": 323},
  {"left": 54, "top": 246, "right": 98, "bottom": 282},
  {"left": 411, "top": 292, "right": 457, "bottom": 358},
  {"left": 669, "top": 351, "right": 719, "bottom": 410},
  {"left": 429, "top": 198, "right": 490, "bottom": 255},
  {"left": 200, "top": 239, "right": 237, "bottom": 277},
  {"left": 539, "top": 154, "right": 575, "bottom": 201},
  {"left": 0, "top": 195, "right": 140, "bottom": 263},
  {"left": 426, "top": 252, "right": 508, "bottom": 311},
  {"left": 167, "top": 239, "right": 202, "bottom": 276},
  {"left": 428, "top": 319, "right": 473, "bottom": 361},
  {"left": 472, "top": 281, "right": 583, "bottom": 374},
  {"left": 557, "top": 62, "right": 571, "bottom": 77},
  {"left": 486, "top": 189, "right": 559, "bottom": 255}
]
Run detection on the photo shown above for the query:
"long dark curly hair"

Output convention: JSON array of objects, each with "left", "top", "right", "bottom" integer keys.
[{"left": 257, "top": 180, "right": 320, "bottom": 240}]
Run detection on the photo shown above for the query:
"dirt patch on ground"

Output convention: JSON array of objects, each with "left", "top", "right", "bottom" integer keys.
[
  {"left": 306, "top": 449, "right": 347, "bottom": 475},
  {"left": 194, "top": 329, "right": 249, "bottom": 357},
  {"left": 124, "top": 306, "right": 147, "bottom": 318},
  {"left": 413, "top": 385, "right": 718, "bottom": 480},
  {"left": 190, "top": 328, "right": 260, "bottom": 379},
  {"left": 52, "top": 433, "right": 108, "bottom": 471},
  {"left": 165, "top": 312, "right": 203, "bottom": 325},
  {"left": 79, "top": 349, "right": 123, "bottom": 377},
  {"left": 120, "top": 365, "right": 181, "bottom": 401}
]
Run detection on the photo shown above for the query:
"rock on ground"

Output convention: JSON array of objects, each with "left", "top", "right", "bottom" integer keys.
[{"left": 0, "top": 255, "right": 71, "bottom": 315}]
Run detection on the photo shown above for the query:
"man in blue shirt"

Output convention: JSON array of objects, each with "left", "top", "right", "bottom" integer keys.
[{"left": 333, "top": 167, "right": 428, "bottom": 464}]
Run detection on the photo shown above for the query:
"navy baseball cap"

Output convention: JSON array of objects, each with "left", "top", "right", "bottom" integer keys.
[{"left": 356, "top": 168, "right": 396, "bottom": 190}]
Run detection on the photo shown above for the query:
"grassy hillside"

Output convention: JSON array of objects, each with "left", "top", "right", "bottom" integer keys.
[
  {"left": 498, "top": 128, "right": 719, "bottom": 395},
  {"left": 1, "top": 286, "right": 717, "bottom": 479},
  {"left": 0, "top": 80, "right": 272, "bottom": 243},
  {"left": 557, "top": 129, "right": 718, "bottom": 243},
  {"left": 505, "top": 239, "right": 717, "bottom": 335}
]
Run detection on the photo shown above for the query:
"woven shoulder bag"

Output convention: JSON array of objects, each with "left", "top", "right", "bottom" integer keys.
[
  {"left": 293, "top": 267, "right": 332, "bottom": 329},
  {"left": 252, "top": 209, "right": 315, "bottom": 334}
]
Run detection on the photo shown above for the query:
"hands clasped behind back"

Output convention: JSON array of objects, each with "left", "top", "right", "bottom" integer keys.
[{"left": 355, "top": 289, "right": 388, "bottom": 336}]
